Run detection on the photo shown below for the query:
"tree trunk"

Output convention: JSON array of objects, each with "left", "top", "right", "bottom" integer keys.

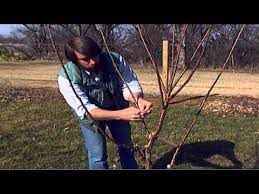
[{"left": 176, "top": 25, "right": 186, "bottom": 69}]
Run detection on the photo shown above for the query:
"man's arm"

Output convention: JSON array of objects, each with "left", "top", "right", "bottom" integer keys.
[
  {"left": 58, "top": 75, "right": 144, "bottom": 122},
  {"left": 116, "top": 54, "right": 143, "bottom": 101},
  {"left": 117, "top": 54, "right": 153, "bottom": 114},
  {"left": 127, "top": 92, "right": 142, "bottom": 104},
  {"left": 128, "top": 92, "right": 153, "bottom": 114},
  {"left": 58, "top": 75, "right": 98, "bottom": 120},
  {"left": 89, "top": 107, "right": 144, "bottom": 121}
]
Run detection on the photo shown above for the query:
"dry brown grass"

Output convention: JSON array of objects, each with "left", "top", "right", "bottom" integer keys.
[
  {"left": 134, "top": 67, "right": 259, "bottom": 98},
  {"left": 0, "top": 60, "right": 59, "bottom": 88},
  {"left": 1, "top": 60, "right": 259, "bottom": 98}
]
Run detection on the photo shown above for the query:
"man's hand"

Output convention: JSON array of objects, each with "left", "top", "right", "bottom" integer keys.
[
  {"left": 117, "top": 107, "right": 145, "bottom": 122},
  {"left": 137, "top": 98, "right": 153, "bottom": 115}
]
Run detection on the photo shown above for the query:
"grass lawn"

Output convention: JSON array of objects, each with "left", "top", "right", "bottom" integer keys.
[{"left": 1, "top": 88, "right": 258, "bottom": 169}]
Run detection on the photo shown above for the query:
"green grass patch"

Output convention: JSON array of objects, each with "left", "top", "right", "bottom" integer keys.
[{"left": 1, "top": 100, "right": 258, "bottom": 169}]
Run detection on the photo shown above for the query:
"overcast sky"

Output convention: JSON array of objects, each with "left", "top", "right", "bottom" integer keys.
[{"left": 0, "top": 24, "right": 21, "bottom": 36}]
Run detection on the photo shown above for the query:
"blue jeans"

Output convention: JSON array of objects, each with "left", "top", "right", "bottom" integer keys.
[{"left": 79, "top": 120, "right": 138, "bottom": 170}]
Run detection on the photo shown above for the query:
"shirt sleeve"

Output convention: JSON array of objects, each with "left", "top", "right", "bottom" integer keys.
[
  {"left": 116, "top": 54, "right": 143, "bottom": 100},
  {"left": 58, "top": 75, "right": 98, "bottom": 119}
]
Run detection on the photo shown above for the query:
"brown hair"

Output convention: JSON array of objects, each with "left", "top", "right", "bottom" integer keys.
[{"left": 64, "top": 36, "right": 101, "bottom": 64}]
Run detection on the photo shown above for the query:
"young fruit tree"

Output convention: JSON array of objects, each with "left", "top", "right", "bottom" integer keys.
[{"left": 46, "top": 24, "right": 245, "bottom": 169}]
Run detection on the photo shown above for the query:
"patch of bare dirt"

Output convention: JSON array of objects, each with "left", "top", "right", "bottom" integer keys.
[
  {"left": 1, "top": 86, "right": 258, "bottom": 116},
  {"left": 203, "top": 96, "right": 259, "bottom": 116},
  {"left": 144, "top": 94, "right": 259, "bottom": 116},
  {"left": 0, "top": 86, "right": 63, "bottom": 103}
]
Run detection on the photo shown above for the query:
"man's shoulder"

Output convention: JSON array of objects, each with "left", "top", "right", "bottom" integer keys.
[
  {"left": 101, "top": 52, "right": 123, "bottom": 61},
  {"left": 100, "top": 52, "right": 121, "bottom": 70},
  {"left": 57, "top": 61, "right": 82, "bottom": 82}
]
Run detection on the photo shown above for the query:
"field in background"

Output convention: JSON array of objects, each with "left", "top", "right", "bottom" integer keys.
[
  {"left": 1, "top": 60, "right": 259, "bottom": 169},
  {"left": 1, "top": 61, "right": 259, "bottom": 98}
]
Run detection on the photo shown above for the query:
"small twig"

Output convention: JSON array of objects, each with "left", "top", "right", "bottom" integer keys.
[
  {"left": 189, "top": 25, "right": 212, "bottom": 63},
  {"left": 169, "top": 66, "right": 188, "bottom": 94},
  {"left": 169, "top": 25, "right": 245, "bottom": 168},
  {"left": 169, "top": 26, "right": 212, "bottom": 101},
  {"left": 168, "top": 25, "right": 176, "bottom": 96},
  {"left": 137, "top": 25, "right": 166, "bottom": 107},
  {"left": 144, "top": 108, "right": 168, "bottom": 169},
  {"left": 98, "top": 26, "right": 150, "bottom": 135},
  {"left": 60, "top": 24, "right": 79, "bottom": 36},
  {"left": 46, "top": 24, "right": 135, "bottom": 151},
  {"left": 83, "top": 25, "right": 92, "bottom": 36},
  {"left": 168, "top": 25, "right": 212, "bottom": 98},
  {"left": 169, "top": 94, "right": 218, "bottom": 105},
  {"left": 168, "top": 25, "right": 188, "bottom": 91}
]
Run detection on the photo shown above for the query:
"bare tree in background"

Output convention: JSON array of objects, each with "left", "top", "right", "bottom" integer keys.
[
  {"left": 47, "top": 24, "right": 245, "bottom": 169},
  {"left": 1, "top": 24, "right": 258, "bottom": 71}
]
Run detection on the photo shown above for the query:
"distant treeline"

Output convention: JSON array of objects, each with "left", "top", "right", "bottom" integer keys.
[{"left": 0, "top": 24, "right": 258, "bottom": 71}]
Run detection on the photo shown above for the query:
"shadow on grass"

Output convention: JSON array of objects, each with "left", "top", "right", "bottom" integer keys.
[{"left": 152, "top": 140, "right": 243, "bottom": 169}]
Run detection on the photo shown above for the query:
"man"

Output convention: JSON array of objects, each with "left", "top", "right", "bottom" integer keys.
[{"left": 57, "top": 36, "right": 152, "bottom": 169}]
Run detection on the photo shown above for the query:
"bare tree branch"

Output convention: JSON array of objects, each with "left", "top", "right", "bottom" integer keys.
[
  {"left": 137, "top": 25, "right": 167, "bottom": 107},
  {"left": 168, "top": 25, "right": 245, "bottom": 168},
  {"left": 46, "top": 24, "right": 138, "bottom": 152},
  {"left": 169, "top": 26, "right": 212, "bottom": 101},
  {"left": 98, "top": 26, "right": 150, "bottom": 136}
]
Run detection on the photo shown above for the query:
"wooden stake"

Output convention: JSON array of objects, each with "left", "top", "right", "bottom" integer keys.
[{"left": 162, "top": 38, "right": 169, "bottom": 92}]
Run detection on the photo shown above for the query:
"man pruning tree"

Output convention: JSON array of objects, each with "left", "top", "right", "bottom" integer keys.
[{"left": 57, "top": 36, "right": 152, "bottom": 169}]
